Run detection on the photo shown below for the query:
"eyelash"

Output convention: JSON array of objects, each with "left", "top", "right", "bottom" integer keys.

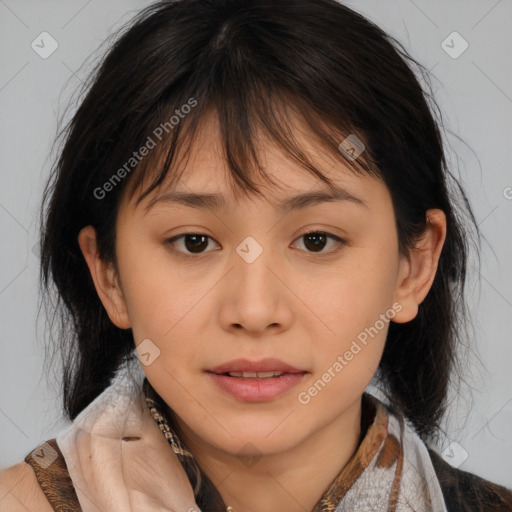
[{"left": 165, "top": 229, "right": 347, "bottom": 260}]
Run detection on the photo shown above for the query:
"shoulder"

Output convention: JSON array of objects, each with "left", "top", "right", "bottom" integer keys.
[
  {"left": 0, "top": 461, "right": 54, "bottom": 511},
  {"left": 1, "top": 437, "right": 80, "bottom": 512},
  {"left": 428, "top": 448, "right": 512, "bottom": 511}
]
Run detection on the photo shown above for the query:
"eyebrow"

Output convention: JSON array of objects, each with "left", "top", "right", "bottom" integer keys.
[{"left": 144, "top": 186, "right": 367, "bottom": 214}]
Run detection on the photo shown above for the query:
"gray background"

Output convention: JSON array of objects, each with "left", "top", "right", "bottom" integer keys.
[{"left": 0, "top": 0, "right": 511, "bottom": 489}]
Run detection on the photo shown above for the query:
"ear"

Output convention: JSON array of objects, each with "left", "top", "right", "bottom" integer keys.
[
  {"left": 391, "top": 209, "right": 447, "bottom": 323},
  {"left": 77, "top": 225, "right": 131, "bottom": 329}
]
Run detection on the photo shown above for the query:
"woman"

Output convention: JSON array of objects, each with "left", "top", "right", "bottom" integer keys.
[{"left": 1, "top": 0, "right": 511, "bottom": 510}]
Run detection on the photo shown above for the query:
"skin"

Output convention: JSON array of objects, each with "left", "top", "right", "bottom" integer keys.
[{"left": 78, "top": 110, "right": 446, "bottom": 512}]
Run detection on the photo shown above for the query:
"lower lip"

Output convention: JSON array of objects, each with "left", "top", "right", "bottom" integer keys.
[{"left": 206, "top": 372, "right": 307, "bottom": 402}]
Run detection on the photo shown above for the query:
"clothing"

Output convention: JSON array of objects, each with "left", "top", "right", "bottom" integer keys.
[{"left": 24, "top": 356, "right": 512, "bottom": 511}]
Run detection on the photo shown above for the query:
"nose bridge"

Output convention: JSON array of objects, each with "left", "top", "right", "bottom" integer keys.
[
  {"left": 230, "top": 193, "right": 278, "bottom": 269},
  {"left": 233, "top": 233, "right": 277, "bottom": 292},
  {"left": 218, "top": 231, "right": 290, "bottom": 332}
]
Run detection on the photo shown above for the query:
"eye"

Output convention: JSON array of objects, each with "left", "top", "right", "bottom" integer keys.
[
  {"left": 166, "top": 233, "right": 220, "bottom": 257},
  {"left": 291, "top": 230, "right": 346, "bottom": 255},
  {"left": 166, "top": 230, "right": 346, "bottom": 259}
]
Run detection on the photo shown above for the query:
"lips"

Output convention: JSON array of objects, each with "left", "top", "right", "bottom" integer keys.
[
  {"left": 206, "top": 358, "right": 308, "bottom": 402},
  {"left": 208, "top": 357, "right": 306, "bottom": 375}
]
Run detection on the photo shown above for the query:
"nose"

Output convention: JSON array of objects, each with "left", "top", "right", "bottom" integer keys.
[{"left": 217, "top": 238, "right": 294, "bottom": 336}]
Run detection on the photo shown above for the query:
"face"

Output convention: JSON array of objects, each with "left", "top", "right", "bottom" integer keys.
[{"left": 80, "top": 110, "right": 441, "bottom": 462}]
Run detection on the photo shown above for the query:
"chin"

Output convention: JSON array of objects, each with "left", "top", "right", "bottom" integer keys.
[{"left": 204, "top": 423, "right": 305, "bottom": 458}]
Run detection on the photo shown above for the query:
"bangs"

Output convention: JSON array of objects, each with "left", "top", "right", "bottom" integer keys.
[{"left": 122, "top": 76, "right": 380, "bottom": 209}]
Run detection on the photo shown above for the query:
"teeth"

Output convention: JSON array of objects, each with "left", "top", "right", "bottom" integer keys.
[{"left": 227, "top": 371, "right": 285, "bottom": 379}]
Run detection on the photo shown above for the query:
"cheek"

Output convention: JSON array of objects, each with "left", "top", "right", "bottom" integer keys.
[
  {"left": 116, "top": 247, "right": 214, "bottom": 390},
  {"left": 296, "top": 286, "right": 392, "bottom": 416},
  {"left": 294, "top": 237, "right": 399, "bottom": 398},
  {"left": 116, "top": 238, "right": 200, "bottom": 338},
  {"left": 296, "top": 241, "right": 400, "bottom": 342}
]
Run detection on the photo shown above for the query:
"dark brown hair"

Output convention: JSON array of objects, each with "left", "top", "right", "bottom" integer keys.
[{"left": 40, "top": 0, "right": 478, "bottom": 447}]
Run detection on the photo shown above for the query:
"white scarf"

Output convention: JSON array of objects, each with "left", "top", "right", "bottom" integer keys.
[{"left": 54, "top": 356, "right": 448, "bottom": 512}]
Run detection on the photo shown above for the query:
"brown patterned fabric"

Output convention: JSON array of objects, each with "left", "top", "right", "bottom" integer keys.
[
  {"left": 310, "top": 393, "right": 387, "bottom": 511},
  {"left": 24, "top": 438, "right": 80, "bottom": 511}
]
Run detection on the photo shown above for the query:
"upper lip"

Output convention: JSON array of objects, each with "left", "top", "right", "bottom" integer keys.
[{"left": 208, "top": 358, "right": 306, "bottom": 374}]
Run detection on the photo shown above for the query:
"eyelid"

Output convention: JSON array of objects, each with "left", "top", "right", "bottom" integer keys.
[
  {"left": 165, "top": 228, "right": 347, "bottom": 259},
  {"left": 291, "top": 228, "right": 346, "bottom": 255},
  {"left": 165, "top": 232, "right": 220, "bottom": 260}
]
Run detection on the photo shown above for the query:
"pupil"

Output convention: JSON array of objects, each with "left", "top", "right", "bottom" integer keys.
[
  {"left": 304, "top": 233, "right": 326, "bottom": 252},
  {"left": 185, "top": 234, "right": 208, "bottom": 253},
  {"left": 182, "top": 233, "right": 327, "bottom": 253}
]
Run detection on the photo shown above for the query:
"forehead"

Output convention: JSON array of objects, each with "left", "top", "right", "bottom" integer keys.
[{"left": 121, "top": 107, "right": 379, "bottom": 216}]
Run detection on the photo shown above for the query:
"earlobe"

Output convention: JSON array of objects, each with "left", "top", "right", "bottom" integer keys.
[
  {"left": 392, "top": 209, "right": 447, "bottom": 324},
  {"left": 77, "top": 225, "right": 131, "bottom": 329}
]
